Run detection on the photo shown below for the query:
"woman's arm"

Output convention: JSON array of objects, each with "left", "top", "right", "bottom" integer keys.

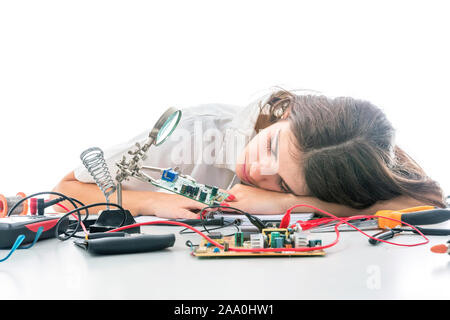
[
  {"left": 51, "top": 171, "right": 207, "bottom": 219},
  {"left": 225, "top": 184, "right": 437, "bottom": 216}
]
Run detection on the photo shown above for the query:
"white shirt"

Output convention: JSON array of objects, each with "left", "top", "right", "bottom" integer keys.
[{"left": 74, "top": 94, "right": 271, "bottom": 192}]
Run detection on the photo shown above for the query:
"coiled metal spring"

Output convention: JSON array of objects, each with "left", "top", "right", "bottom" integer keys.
[{"left": 80, "top": 147, "right": 116, "bottom": 206}]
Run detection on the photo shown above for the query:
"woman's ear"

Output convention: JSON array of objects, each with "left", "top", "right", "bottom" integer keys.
[{"left": 281, "top": 106, "right": 291, "bottom": 120}]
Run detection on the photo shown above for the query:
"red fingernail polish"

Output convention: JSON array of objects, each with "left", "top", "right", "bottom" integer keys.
[
  {"left": 226, "top": 194, "right": 235, "bottom": 201},
  {"left": 220, "top": 202, "right": 230, "bottom": 207}
]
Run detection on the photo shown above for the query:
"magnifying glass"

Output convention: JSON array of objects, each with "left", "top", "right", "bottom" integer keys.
[
  {"left": 148, "top": 107, "right": 182, "bottom": 146},
  {"left": 116, "top": 107, "right": 182, "bottom": 206}
]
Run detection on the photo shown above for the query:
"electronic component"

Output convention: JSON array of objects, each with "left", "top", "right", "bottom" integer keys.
[
  {"left": 308, "top": 239, "right": 322, "bottom": 247},
  {"left": 293, "top": 231, "right": 308, "bottom": 248},
  {"left": 250, "top": 233, "right": 265, "bottom": 249},
  {"left": 208, "top": 232, "right": 223, "bottom": 239},
  {"left": 161, "top": 169, "right": 178, "bottom": 182},
  {"left": 192, "top": 227, "right": 325, "bottom": 258},
  {"left": 234, "top": 232, "right": 244, "bottom": 247},
  {"left": 151, "top": 169, "right": 229, "bottom": 206}
]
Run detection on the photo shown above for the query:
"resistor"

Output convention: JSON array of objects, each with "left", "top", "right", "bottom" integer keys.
[{"left": 0, "top": 192, "right": 28, "bottom": 217}]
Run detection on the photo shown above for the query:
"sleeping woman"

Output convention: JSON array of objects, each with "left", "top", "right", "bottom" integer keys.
[{"left": 52, "top": 89, "right": 446, "bottom": 218}]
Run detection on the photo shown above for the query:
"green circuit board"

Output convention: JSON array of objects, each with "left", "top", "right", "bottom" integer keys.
[{"left": 151, "top": 169, "right": 229, "bottom": 206}]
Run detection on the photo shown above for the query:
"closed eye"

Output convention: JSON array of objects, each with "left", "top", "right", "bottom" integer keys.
[
  {"left": 267, "top": 129, "right": 280, "bottom": 158},
  {"left": 279, "top": 177, "right": 290, "bottom": 193}
]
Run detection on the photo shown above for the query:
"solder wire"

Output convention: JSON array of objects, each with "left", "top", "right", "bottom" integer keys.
[{"left": 0, "top": 193, "right": 28, "bottom": 217}]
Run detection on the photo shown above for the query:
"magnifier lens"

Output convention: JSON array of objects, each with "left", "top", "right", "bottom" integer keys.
[{"left": 155, "top": 110, "right": 181, "bottom": 145}]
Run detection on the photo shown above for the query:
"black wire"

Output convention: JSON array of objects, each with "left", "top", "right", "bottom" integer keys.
[
  {"left": 62, "top": 198, "right": 91, "bottom": 233},
  {"left": 6, "top": 191, "right": 83, "bottom": 239},
  {"left": 178, "top": 204, "right": 245, "bottom": 235},
  {"left": 185, "top": 240, "right": 198, "bottom": 250},
  {"left": 54, "top": 202, "right": 127, "bottom": 241},
  {"left": 178, "top": 219, "right": 240, "bottom": 236},
  {"left": 7, "top": 191, "right": 79, "bottom": 217},
  {"left": 5, "top": 191, "right": 97, "bottom": 241},
  {"left": 199, "top": 204, "right": 267, "bottom": 233}
]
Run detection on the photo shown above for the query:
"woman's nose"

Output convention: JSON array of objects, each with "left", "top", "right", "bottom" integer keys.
[{"left": 248, "top": 162, "right": 278, "bottom": 188}]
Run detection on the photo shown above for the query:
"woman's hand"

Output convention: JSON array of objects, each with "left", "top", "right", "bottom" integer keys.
[
  {"left": 137, "top": 192, "right": 207, "bottom": 219},
  {"left": 223, "top": 184, "right": 297, "bottom": 214}
]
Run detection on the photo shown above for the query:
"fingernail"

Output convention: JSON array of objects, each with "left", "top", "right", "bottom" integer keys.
[
  {"left": 220, "top": 202, "right": 230, "bottom": 207},
  {"left": 226, "top": 194, "right": 236, "bottom": 201}
]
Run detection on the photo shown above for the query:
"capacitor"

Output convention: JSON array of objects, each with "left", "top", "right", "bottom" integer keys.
[
  {"left": 273, "top": 237, "right": 284, "bottom": 249},
  {"left": 199, "top": 190, "right": 207, "bottom": 202},
  {"left": 0, "top": 192, "right": 28, "bottom": 217},
  {"left": 270, "top": 232, "right": 280, "bottom": 248},
  {"left": 234, "top": 232, "right": 244, "bottom": 247},
  {"left": 193, "top": 187, "right": 200, "bottom": 197}
]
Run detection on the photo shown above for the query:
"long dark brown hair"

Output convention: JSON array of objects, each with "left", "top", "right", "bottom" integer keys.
[{"left": 259, "top": 89, "right": 445, "bottom": 209}]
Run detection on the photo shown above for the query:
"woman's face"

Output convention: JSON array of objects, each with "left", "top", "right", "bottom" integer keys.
[{"left": 235, "top": 120, "right": 308, "bottom": 196}]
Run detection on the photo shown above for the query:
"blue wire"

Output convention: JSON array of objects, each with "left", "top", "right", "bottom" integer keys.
[
  {"left": 19, "top": 226, "right": 44, "bottom": 249},
  {"left": 0, "top": 235, "right": 26, "bottom": 262},
  {"left": 0, "top": 226, "right": 44, "bottom": 262}
]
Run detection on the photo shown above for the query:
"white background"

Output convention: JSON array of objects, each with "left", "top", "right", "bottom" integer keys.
[{"left": 1, "top": 0, "right": 449, "bottom": 198}]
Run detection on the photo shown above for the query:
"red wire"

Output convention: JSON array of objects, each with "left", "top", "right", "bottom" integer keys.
[
  {"left": 107, "top": 219, "right": 341, "bottom": 252},
  {"left": 55, "top": 203, "right": 89, "bottom": 235},
  {"left": 105, "top": 203, "right": 429, "bottom": 253},
  {"left": 285, "top": 204, "right": 429, "bottom": 247}
]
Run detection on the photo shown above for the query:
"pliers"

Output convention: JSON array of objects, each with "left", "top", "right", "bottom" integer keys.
[{"left": 308, "top": 206, "right": 450, "bottom": 232}]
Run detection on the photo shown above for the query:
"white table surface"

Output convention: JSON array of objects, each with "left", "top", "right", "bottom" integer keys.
[{"left": 1, "top": 220, "right": 449, "bottom": 300}]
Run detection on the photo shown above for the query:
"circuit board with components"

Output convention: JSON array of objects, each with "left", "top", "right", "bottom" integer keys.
[
  {"left": 151, "top": 168, "right": 229, "bottom": 206},
  {"left": 192, "top": 227, "right": 325, "bottom": 258}
]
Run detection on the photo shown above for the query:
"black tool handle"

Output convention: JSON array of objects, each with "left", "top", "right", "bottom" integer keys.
[
  {"left": 368, "top": 229, "right": 400, "bottom": 245},
  {"left": 402, "top": 209, "right": 450, "bottom": 225},
  {"left": 86, "top": 233, "right": 175, "bottom": 255},
  {"left": 411, "top": 226, "right": 450, "bottom": 236}
]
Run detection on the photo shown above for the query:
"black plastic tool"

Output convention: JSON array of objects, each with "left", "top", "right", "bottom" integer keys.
[
  {"left": 369, "top": 226, "right": 450, "bottom": 245},
  {"left": 368, "top": 228, "right": 402, "bottom": 245},
  {"left": 74, "top": 233, "right": 176, "bottom": 255}
]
